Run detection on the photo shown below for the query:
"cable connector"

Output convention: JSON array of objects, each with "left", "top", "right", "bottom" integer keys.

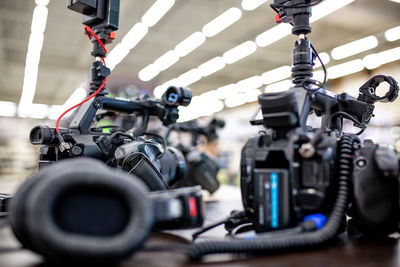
[{"left": 59, "top": 142, "right": 72, "bottom": 152}]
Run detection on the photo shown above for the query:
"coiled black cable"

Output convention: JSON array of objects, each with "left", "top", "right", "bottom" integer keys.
[{"left": 187, "top": 134, "right": 359, "bottom": 260}]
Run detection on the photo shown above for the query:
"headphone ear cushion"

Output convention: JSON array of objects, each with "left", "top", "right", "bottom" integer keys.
[
  {"left": 10, "top": 158, "right": 154, "bottom": 263},
  {"left": 9, "top": 164, "right": 57, "bottom": 252}
]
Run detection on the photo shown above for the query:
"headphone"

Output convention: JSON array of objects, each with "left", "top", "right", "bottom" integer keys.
[{"left": 9, "top": 157, "right": 203, "bottom": 263}]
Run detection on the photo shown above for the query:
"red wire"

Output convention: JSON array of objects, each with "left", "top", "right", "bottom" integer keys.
[
  {"left": 84, "top": 25, "right": 108, "bottom": 54},
  {"left": 55, "top": 26, "right": 108, "bottom": 133}
]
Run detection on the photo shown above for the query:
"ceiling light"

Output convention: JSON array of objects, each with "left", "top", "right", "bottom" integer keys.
[
  {"left": 107, "top": 23, "right": 148, "bottom": 70},
  {"left": 0, "top": 101, "right": 17, "bottom": 117},
  {"left": 225, "top": 93, "right": 248, "bottom": 108},
  {"left": 265, "top": 80, "right": 292, "bottom": 93},
  {"left": 202, "top": 7, "right": 242, "bottom": 37},
  {"left": 35, "top": 0, "right": 49, "bottom": 6},
  {"left": 331, "top": 36, "right": 378, "bottom": 60},
  {"left": 138, "top": 64, "right": 160, "bottom": 82},
  {"left": 216, "top": 84, "right": 239, "bottom": 99},
  {"left": 107, "top": 43, "right": 130, "bottom": 70},
  {"left": 237, "top": 76, "right": 263, "bottom": 91},
  {"left": 314, "top": 52, "right": 330, "bottom": 68},
  {"left": 18, "top": 103, "right": 49, "bottom": 119},
  {"left": 261, "top": 65, "right": 291, "bottom": 84},
  {"left": 256, "top": 0, "right": 355, "bottom": 47},
  {"left": 175, "top": 32, "right": 206, "bottom": 57},
  {"left": 121, "top": 23, "right": 148, "bottom": 49},
  {"left": 142, "top": 0, "right": 175, "bottom": 27},
  {"left": 198, "top": 57, "right": 226, "bottom": 77},
  {"left": 363, "top": 46, "right": 400, "bottom": 69},
  {"left": 310, "top": 0, "right": 355, "bottom": 23},
  {"left": 385, "top": 26, "right": 400, "bottom": 42},
  {"left": 241, "top": 0, "right": 268, "bottom": 11},
  {"left": 255, "top": 23, "right": 292, "bottom": 47},
  {"left": 223, "top": 41, "right": 257, "bottom": 64},
  {"left": 154, "top": 50, "right": 179, "bottom": 71},
  {"left": 63, "top": 87, "right": 87, "bottom": 109},
  {"left": 19, "top": 4, "right": 49, "bottom": 109},
  {"left": 390, "top": 0, "right": 400, "bottom": 3},
  {"left": 31, "top": 5, "right": 48, "bottom": 33},
  {"left": 244, "top": 88, "right": 262, "bottom": 103},
  {"left": 327, "top": 59, "right": 364, "bottom": 79},
  {"left": 178, "top": 69, "right": 202, "bottom": 87},
  {"left": 48, "top": 105, "right": 63, "bottom": 120},
  {"left": 313, "top": 70, "right": 327, "bottom": 83}
]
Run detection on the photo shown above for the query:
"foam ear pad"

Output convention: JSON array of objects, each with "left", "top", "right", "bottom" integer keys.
[{"left": 9, "top": 158, "right": 154, "bottom": 263}]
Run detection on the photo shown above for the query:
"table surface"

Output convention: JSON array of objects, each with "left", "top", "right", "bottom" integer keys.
[{"left": 0, "top": 185, "right": 399, "bottom": 267}]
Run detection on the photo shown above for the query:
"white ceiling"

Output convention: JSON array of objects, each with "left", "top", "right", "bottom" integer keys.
[{"left": 1, "top": 0, "right": 400, "bottom": 109}]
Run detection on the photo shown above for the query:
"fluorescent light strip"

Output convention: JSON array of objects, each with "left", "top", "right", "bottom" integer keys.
[
  {"left": 223, "top": 41, "right": 257, "bottom": 64},
  {"left": 261, "top": 65, "right": 291, "bottom": 84},
  {"left": 107, "top": 1, "right": 176, "bottom": 70},
  {"left": 241, "top": 0, "right": 268, "bottom": 11},
  {"left": 363, "top": 46, "right": 400, "bottom": 69},
  {"left": 142, "top": 0, "right": 175, "bottom": 27},
  {"left": 198, "top": 57, "right": 226, "bottom": 77},
  {"left": 390, "top": 0, "right": 400, "bottom": 3},
  {"left": 139, "top": 7, "right": 242, "bottom": 82},
  {"left": 154, "top": 0, "right": 355, "bottom": 96},
  {"left": 18, "top": 0, "right": 49, "bottom": 115},
  {"left": 202, "top": 7, "right": 242, "bottom": 38},
  {"left": 175, "top": 32, "right": 206, "bottom": 57},
  {"left": 327, "top": 59, "right": 364, "bottom": 79},
  {"left": 0, "top": 101, "right": 17, "bottom": 117},
  {"left": 331, "top": 36, "right": 378, "bottom": 60},
  {"left": 107, "top": 23, "right": 149, "bottom": 71},
  {"left": 385, "top": 26, "right": 400, "bottom": 42}
]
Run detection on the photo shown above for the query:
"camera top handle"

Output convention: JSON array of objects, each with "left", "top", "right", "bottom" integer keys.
[{"left": 69, "top": 86, "right": 192, "bottom": 137}]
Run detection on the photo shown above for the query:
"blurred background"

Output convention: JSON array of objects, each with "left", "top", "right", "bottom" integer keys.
[{"left": 1, "top": 0, "right": 400, "bottom": 193}]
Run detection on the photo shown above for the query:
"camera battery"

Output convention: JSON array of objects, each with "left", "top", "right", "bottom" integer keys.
[{"left": 253, "top": 169, "right": 290, "bottom": 232}]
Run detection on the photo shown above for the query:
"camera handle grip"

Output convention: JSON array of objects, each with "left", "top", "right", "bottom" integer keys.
[{"left": 357, "top": 75, "right": 399, "bottom": 104}]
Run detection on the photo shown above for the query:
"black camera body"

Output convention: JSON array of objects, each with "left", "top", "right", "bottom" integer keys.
[
  {"left": 167, "top": 118, "right": 225, "bottom": 194},
  {"left": 241, "top": 123, "right": 337, "bottom": 232},
  {"left": 30, "top": 86, "right": 193, "bottom": 191},
  {"left": 241, "top": 78, "right": 400, "bottom": 233}
]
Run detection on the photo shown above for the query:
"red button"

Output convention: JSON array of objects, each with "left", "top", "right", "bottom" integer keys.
[
  {"left": 188, "top": 197, "right": 197, "bottom": 218},
  {"left": 275, "top": 14, "right": 281, "bottom": 23},
  {"left": 109, "top": 32, "right": 116, "bottom": 39}
]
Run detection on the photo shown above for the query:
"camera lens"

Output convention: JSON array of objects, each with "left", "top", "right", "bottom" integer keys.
[{"left": 162, "top": 86, "right": 192, "bottom": 107}]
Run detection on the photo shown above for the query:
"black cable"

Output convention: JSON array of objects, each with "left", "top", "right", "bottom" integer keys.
[
  {"left": 299, "top": 40, "right": 327, "bottom": 92},
  {"left": 326, "top": 111, "right": 366, "bottom": 136},
  {"left": 310, "top": 42, "right": 327, "bottom": 86},
  {"left": 109, "top": 131, "right": 134, "bottom": 141},
  {"left": 192, "top": 219, "right": 230, "bottom": 241},
  {"left": 187, "top": 135, "right": 359, "bottom": 259}
]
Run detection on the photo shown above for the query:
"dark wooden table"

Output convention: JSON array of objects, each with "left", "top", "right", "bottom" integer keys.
[{"left": 0, "top": 186, "right": 399, "bottom": 267}]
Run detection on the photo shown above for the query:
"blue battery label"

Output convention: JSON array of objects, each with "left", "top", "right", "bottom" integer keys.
[{"left": 270, "top": 172, "right": 278, "bottom": 228}]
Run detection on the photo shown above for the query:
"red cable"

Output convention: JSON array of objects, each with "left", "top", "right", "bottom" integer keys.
[
  {"left": 84, "top": 25, "right": 108, "bottom": 55},
  {"left": 55, "top": 26, "right": 108, "bottom": 133}
]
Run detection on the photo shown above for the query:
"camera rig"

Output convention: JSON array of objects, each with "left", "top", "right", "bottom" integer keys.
[
  {"left": 188, "top": 0, "right": 400, "bottom": 259},
  {"left": 30, "top": 1, "right": 192, "bottom": 169}
]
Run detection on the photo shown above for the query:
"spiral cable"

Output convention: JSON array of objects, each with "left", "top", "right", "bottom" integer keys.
[{"left": 187, "top": 134, "right": 359, "bottom": 259}]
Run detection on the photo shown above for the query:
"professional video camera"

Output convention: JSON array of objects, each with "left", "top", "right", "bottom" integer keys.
[
  {"left": 29, "top": 0, "right": 193, "bottom": 191},
  {"left": 166, "top": 118, "right": 225, "bottom": 194},
  {"left": 0, "top": 1, "right": 204, "bottom": 263},
  {"left": 187, "top": 0, "right": 400, "bottom": 259}
]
